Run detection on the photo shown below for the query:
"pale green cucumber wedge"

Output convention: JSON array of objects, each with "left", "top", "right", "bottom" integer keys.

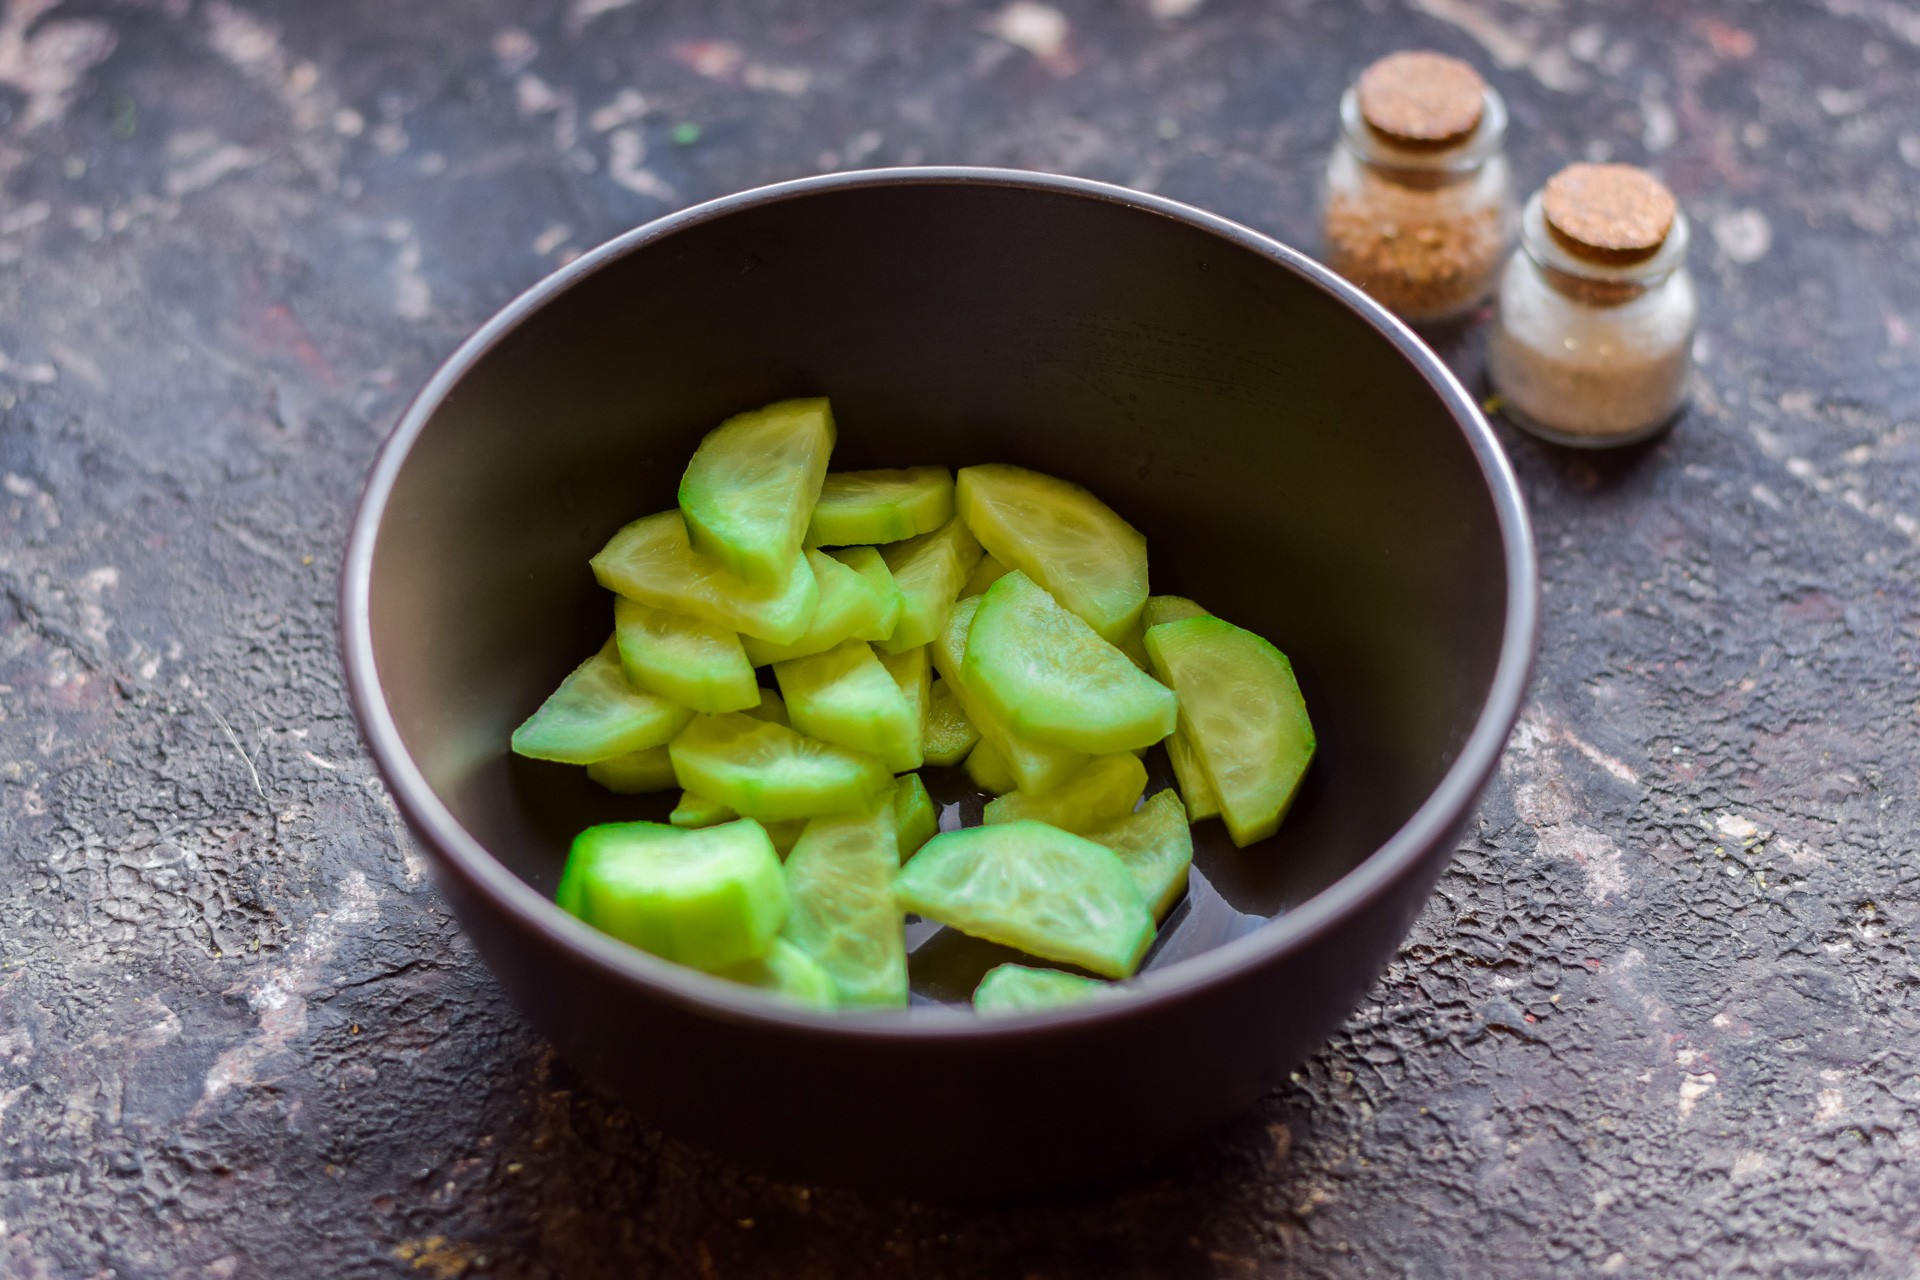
[
  {"left": 923, "top": 678, "right": 980, "bottom": 767},
  {"left": 511, "top": 639, "right": 695, "bottom": 764},
  {"left": 982, "top": 753, "right": 1147, "bottom": 834},
  {"left": 586, "top": 746, "right": 678, "bottom": 794},
  {"left": 964, "top": 572, "right": 1178, "bottom": 754},
  {"left": 973, "top": 963, "right": 1108, "bottom": 1014},
  {"left": 556, "top": 819, "right": 787, "bottom": 971},
  {"left": 614, "top": 596, "right": 759, "bottom": 714},
  {"left": 669, "top": 712, "right": 893, "bottom": 823},
  {"left": 892, "top": 773, "right": 939, "bottom": 860},
  {"left": 955, "top": 464, "right": 1148, "bottom": 644},
  {"left": 1145, "top": 616, "right": 1315, "bottom": 847},
  {"left": 893, "top": 821, "right": 1155, "bottom": 978},
  {"left": 964, "top": 739, "right": 1017, "bottom": 795},
  {"left": 932, "top": 596, "right": 1087, "bottom": 795},
  {"left": 670, "top": 790, "right": 736, "bottom": 828},
  {"left": 1164, "top": 728, "right": 1222, "bottom": 822},
  {"left": 879, "top": 644, "right": 930, "bottom": 760},
  {"left": 741, "top": 549, "right": 893, "bottom": 665},
  {"left": 745, "top": 687, "right": 788, "bottom": 726},
  {"left": 960, "top": 553, "right": 1010, "bottom": 599},
  {"left": 717, "top": 936, "right": 837, "bottom": 1008},
  {"left": 782, "top": 804, "right": 908, "bottom": 1007},
  {"left": 1086, "top": 788, "right": 1193, "bottom": 920},
  {"left": 775, "top": 639, "right": 923, "bottom": 772},
  {"left": 679, "top": 397, "right": 835, "bottom": 586},
  {"left": 879, "top": 516, "right": 982, "bottom": 653},
  {"left": 806, "top": 466, "right": 954, "bottom": 546},
  {"left": 824, "top": 546, "right": 905, "bottom": 640},
  {"left": 1142, "top": 595, "right": 1209, "bottom": 629},
  {"left": 592, "top": 511, "right": 818, "bottom": 645}
]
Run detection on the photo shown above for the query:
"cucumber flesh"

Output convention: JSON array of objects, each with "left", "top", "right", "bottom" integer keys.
[
  {"left": 1164, "top": 727, "right": 1221, "bottom": 821},
  {"left": 964, "top": 571, "right": 1178, "bottom": 754},
  {"left": 1085, "top": 788, "right": 1193, "bottom": 919},
  {"left": 1142, "top": 595, "right": 1209, "bottom": 629},
  {"left": 923, "top": 678, "right": 980, "bottom": 767},
  {"left": 973, "top": 963, "right": 1108, "bottom": 1014},
  {"left": 511, "top": 639, "right": 695, "bottom": 764},
  {"left": 878, "top": 644, "right": 930, "bottom": 757},
  {"left": 679, "top": 397, "right": 835, "bottom": 586},
  {"left": 892, "top": 773, "right": 939, "bottom": 860},
  {"left": 587, "top": 745, "right": 678, "bottom": 794},
  {"left": 955, "top": 464, "right": 1148, "bottom": 644},
  {"left": 1145, "top": 616, "right": 1315, "bottom": 847},
  {"left": 825, "top": 546, "right": 905, "bottom": 639},
  {"left": 806, "top": 466, "right": 954, "bottom": 546},
  {"left": 933, "top": 595, "right": 1087, "bottom": 795},
  {"left": 982, "top": 752, "right": 1147, "bottom": 834},
  {"left": 879, "top": 516, "right": 982, "bottom": 653},
  {"left": 782, "top": 804, "right": 908, "bottom": 1007},
  {"left": 668, "top": 790, "right": 806, "bottom": 855},
  {"left": 592, "top": 511, "right": 818, "bottom": 645},
  {"left": 556, "top": 819, "right": 787, "bottom": 971},
  {"left": 960, "top": 553, "right": 1010, "bottom": 599},
  {"left": 774, "top": 640, "right": 923, "bottom": 772},
  {"left": 893, "top": 821, "right": 1155, "bottom": 978},
  {"left": 745, "top": 687, "right": 788, "bottom": 726},
  {"left": 964, "top": 739, "right": 1017, "bottom": 795},
  {"left": 717, "top": 936, "right": 837, "bottom": 1007},
  {"left": 741, "top": 549, "right": 895, "bottom": 665},
  {"left": 614, "top": 596, "right": 759, "bottom": 714},
  {"left": 669, "top": 711, "right": 893, "bottom": 823}
]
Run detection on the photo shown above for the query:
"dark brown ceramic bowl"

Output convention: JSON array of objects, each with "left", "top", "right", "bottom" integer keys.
[{"left": 340, "top": 168, "right": 1536, "bottom": 1196}]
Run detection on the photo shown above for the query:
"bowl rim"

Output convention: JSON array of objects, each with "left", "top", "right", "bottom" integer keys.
[{"left": 340, "top": 165, "right": 1538, "bottom": 1039}]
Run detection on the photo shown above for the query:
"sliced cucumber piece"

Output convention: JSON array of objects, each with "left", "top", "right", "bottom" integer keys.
[
  {"left": 745, "top": 687, "right": 788, "bottom": 726},
  {"left": 614, "top": 596, "right": 759, "bottom": 714},
  {"left": 1142, "top": 595, "right": 1209, "bottom": 629},
  {"left": 806, "top": 466, "right": 954, "bottom": 547},
  {"left": 774, "top": 640, "right": 922, "bottom": 772},
  {"left": 782, "top": 804, "right": 907, "bottom": 1007},
  {"left": 1164, "top": 726, "right": 1221, "bottom": 822},
  {"left": 982, "top": 753, "right": 1147, "bottom": 834},
  {"left": 923, "top": 678, "right": 980, "bottom": 767},
  {"left": 511, "top": 639, "right": 695, "bottom": 764},
  {"left": 964, "top": 739, "right": 1017, "bottom": 795},
  {"left": 1086, "top": 788, "right": 1192, "bottom": 919},
  {"left": 679, "top": 397, "right": 835, "bottom": 586},
  {"left": 669, "top": 712, "right": 893, "bottom": 823},
  {"left": 893, "top": 821, "right": 1155, "bottom": 978},
  {"left": 964, "top": 571, "right": 1178, "bottom": 754},
  {"left": 973, "top": 963, "right": 1108, "bottom": 1014},
  {"left": 932, "top": 595, "right": 1087, "bottom": 795},
  {"left": 592, "top": 511, "right": 819, "bottom": 645},
  {"left": 824, "top": 546, "right": 905, "bottom": 640},
  {"left": 878, "top": 643, "right": 930, "bottom": 755},
  {"left": 955, "top": 464, "right": 1148, "bottom": 644},
  {"left": 717, "top": 936, "right": 837, "bottom": 1008},
  {"left": 892, "top": 773, "right": 938, "bottom": 860},
  {"left": 1145, "top": 616, "right": 1314, "bottom": 847},
  {"left": 586, "top": 745, "right": 678, "bottom": 794},
  {"left": 557, "top": 819, "right": 787, "bottom": 971},
  {"left": 741, "top": 549, "right": 894, "bottom": 666},
  {"left": 879, "top": 516, "right": 982, "bottom": 653},
  {"left": 960, "top": 553, "right": 1010, "bottom": 599},
  {"left": 670, "top": 790, "right": 736, "bottom": 828}
]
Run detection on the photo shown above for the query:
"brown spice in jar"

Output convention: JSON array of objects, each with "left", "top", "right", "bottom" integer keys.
[{"left": 1323, "top": 176, "right": 1506, "bottom": 320}]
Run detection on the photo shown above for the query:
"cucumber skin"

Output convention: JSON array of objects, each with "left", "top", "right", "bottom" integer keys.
[{"left": 973, "top": 963, "right": 1108, "bottom": 1014}]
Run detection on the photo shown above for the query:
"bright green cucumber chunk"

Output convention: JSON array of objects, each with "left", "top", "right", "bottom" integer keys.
[
  {"left": 511, "top": 639, "right": 695, "bottom": 764},
  {"left": 982, "top": 753, "right": 1146, "bottom": 834},
  {"left": 955, "top": 464, "right": 1148, "bottom": 644},
  {"left": 782, "top": 804, "right": 907, "bottom": 1007},
  {"left": 717, "top": 936, "right": 837, "bottom": 1008},
  {"left": 556, "top": 819, "right": 787, "bottom": 971},
  {"left": 586, "top": 745, "right": 678, "bottom": 794},
  {"left": 923, "top": 678, "right": 980, "bottom": 767},
  {"left": 933, "top": 596, "right": 1087, "bottom": 794},
  {"left": 679, "top": 397, "right": 835, "bottom": 586},
  {"left": 879, "top": 516, "right": 982, "bottom": 653},
  {"left": 614, "top": 596, "right": 759, "bottom": 714},
  {"left": 973, "top": 963, "right": 1108, "bottom": 1014},
  {"left": 893, "top": 821, "right": 1155, "bottom": 978},
  {"left": 1142, "top": 595, "right": 1209, "bottom": 629},
  {"left": 1145, "top": 616, "right": 1314, "bottom": 847},
  {"left": 1165, "top": 728, "right": 1222, "bottom": 821},
  {"left": 964, "top": 739, "right": 1017, "bottom": 795},
  {"left": 825, "top": 546, "right": 905, "bottom": 639},
  {"left": 964, "top": 571, "right": 1178, "bottom": 755},
  {"left": 745, "top": 687, "right": 788, "bottom": 726},
  {"left": 892, "top": 773, "right": 939, "bottom": 860},
  {"left": 592, "top": 511, "right": 819, "bottom": 645},
  {"left": 775, "top": 639, "right": 922, "bottom": 773},
  {"left": 669, "top": 712, "right": 893, "bottom": 823},
  {"left": 741, "top": 549, "right": 894, "bottom": 666},
  {"left": 806, "top": 466, "right": 954, "bottom": 546},
  {"left": 670, "top": 790, "right": 736, "bottom": 828},
  {"left": 1086, "top": 788, "right": 1192, "bottom": 919},
  {"left": 961, "top": 553, "right": 1010, "bottom": 599},
  {"left": 878, "top": 644, "right": 930, "bottom": 754}
]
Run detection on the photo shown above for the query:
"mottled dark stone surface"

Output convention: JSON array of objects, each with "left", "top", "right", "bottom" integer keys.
[{"left": 2, "top": 0, "right": 1918, "bottom": 1274}]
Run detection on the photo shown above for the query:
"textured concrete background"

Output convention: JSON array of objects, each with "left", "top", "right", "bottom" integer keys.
[{"left": 2, "top": 0, "right": 1918, "bottom": 1275}]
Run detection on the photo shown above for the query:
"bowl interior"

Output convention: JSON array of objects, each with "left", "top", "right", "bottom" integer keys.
[{"left": 364, "top": 175, "right": 1511, "bottom": 1002}]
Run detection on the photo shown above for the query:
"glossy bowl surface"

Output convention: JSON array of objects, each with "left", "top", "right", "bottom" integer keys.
[{"left": 341, "top": 167, "right": 1536, "bottom": 1195}]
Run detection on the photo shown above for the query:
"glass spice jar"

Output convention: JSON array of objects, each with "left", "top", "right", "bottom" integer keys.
[
  {"left": 1319, "top": 50, "right": 1515, "bottom": 324},
  {"left": 1487, "top": 163, "right": 1698, "bottom": 447}
]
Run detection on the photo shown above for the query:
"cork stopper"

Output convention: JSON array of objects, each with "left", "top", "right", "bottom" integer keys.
[
  {"left": 1542, "top": 163, "right": 1677, "bottom": 265},
  {"left": 1356, "top": 51, "right": 1486, "bottom": 149}
]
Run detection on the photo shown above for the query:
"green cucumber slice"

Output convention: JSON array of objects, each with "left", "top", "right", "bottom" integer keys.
[
  {"left": 923, "top": 678, "right": 980, "bottom": 767},
  {"left": 717, "top": 936, "right": 837, "bottom": 1007},
  {"left": 960, "top": 553, "right": 1010, "bottom": 599},
  {"left": 1145, "top": 616, "right": 1315, "bottom": 847},
  {"left": 745, "top": 687, "right": 788, "bottom": 726},
  {"left": 879, "top": 516, "right": 982, "bottom": 653},
  {"left": 586, "top": 745, "right": 678, "bottom": 794},
  {"left": 932, "top": 595, "right": 1087, "bottom": 795},
  {"left": 982, "top": 752, "right": 1147, "bottom": 834},
  {"left": 806, "top": 466, "right": 954, "bottom": 546},
  {"left": 782, "top": 804, "right": 907, "bottom": 1007},
  {"left": 774, "top": 640, "right": 923, "bottom": 773},
  {"left": 878, "top": 643, "right": 930, "bottom": 753},
  {"left": 1086, "top": 788, "right": 1193, "bottom": 919},
  {"left": 824, "top": 546, "right": 905, "bottom": 640},
  {"left": 964, "top": 739, "right": 1018, "bottom": 795},
  {"left": 670, "top": 790, "right": 736, "bottom": 828},
  {"left": 556, "top": 819, "right": 787, "bottom": 971},
  {"left": 973, "top": 963, "right": 1108, "bottom": 1014},
  {"left": 955, "top": 464, "right": 1148, "bottom": 644},
  {"left": 669, "top": 712, "right": 893, "bottom": 823},
  {"left": 892, "top": 773, "right": 939, "bottom": 860},
  {"left": 592, "top": 511, "right": 819, "bottom": 645},
  {"left": 964, "top": 571, "right": 1178, "bottom": 754},
  {"left": 1142, "top": 595, "right": 1209, "bottom": 629},
  {"left": 679, "top": 397, "right": 835, "bottom": 585},
  {"left": 1164, "top": 727, "right": 1221, "bottom": 821},
  {"left": 614, "top": 597, "right": 759, "bottom": 714},
  {"left": 511, "top": 639, "right": 695, "bottom": 764},
  {"left": 892, "top": 821, "right": 1155, "bottom": 978},
  {"left": 741, "top": 549, "right": 895, "bottom": 665}
]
